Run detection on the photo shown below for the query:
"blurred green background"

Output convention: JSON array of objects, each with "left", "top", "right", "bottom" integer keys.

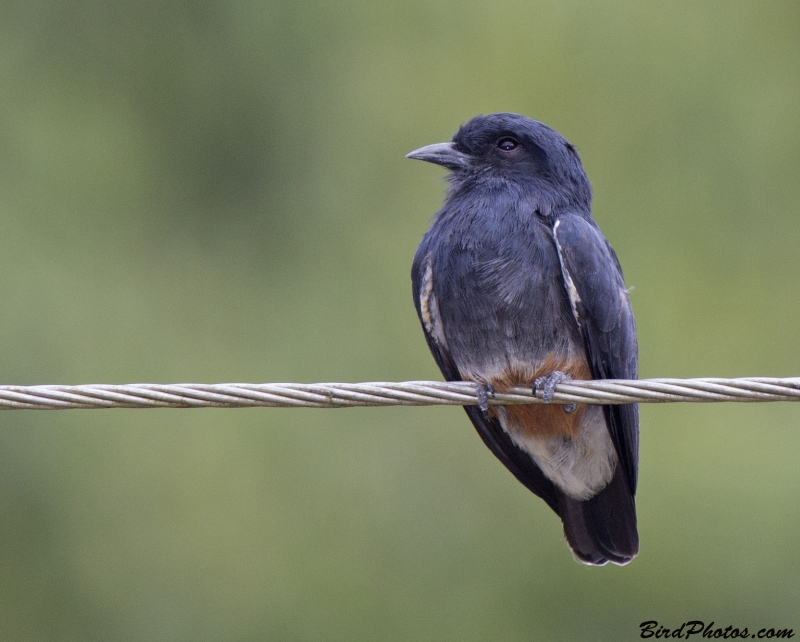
[{"left": 0, "top": 1, "right": 798, "bottom": 640}]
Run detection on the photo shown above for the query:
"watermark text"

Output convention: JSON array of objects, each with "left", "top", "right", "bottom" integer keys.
[{"left": 640, "top": 621, "right": 794, "bottom": 639}]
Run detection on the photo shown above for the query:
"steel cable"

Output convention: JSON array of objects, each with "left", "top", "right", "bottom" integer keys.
[{"left": 0, "top": 377, "right": 799, "bottom": 410}]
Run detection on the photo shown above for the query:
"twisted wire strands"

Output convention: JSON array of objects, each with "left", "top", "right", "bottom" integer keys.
[{"left": 0, "top": 377, "right": 799, "bottom": 410}]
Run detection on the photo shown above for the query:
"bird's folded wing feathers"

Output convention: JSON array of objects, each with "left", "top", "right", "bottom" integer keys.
[{"left": 551, "top": 213, "right": 639, "bottom": 494}]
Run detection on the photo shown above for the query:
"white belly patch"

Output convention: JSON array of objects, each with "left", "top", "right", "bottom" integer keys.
[{"left": 496, "top": 404, "right": 617, "bottom": 500}]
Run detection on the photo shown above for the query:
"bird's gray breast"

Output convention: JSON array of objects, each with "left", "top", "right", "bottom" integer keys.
[{"left": 423, "top": 207, "right": 582, "bottom": 381}]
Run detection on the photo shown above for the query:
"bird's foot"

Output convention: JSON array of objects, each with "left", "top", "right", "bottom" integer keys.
[
  {"left": 563, "top": 403, "right": 577, "bottom": 414},
  {"left": 533, "top": 371, "right": 572, "bottom": 404},
  {"left": 475, "top": 382, "right": 496, "bottom": 416}
]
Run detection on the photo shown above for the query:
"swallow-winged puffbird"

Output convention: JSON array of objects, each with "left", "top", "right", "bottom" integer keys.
[{"left": 408, "top": 113, "right": 639, "bottom": 565}]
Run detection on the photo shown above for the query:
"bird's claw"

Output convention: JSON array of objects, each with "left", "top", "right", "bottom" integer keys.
[
  {"left": 533, "top": 371, "right": 572, "bottom": 404},
  {"left": 475, "top": 382, "right": 496, "bottom": 416}
]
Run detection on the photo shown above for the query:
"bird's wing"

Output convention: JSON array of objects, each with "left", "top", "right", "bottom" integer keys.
[
  {"left": 411, "top": 249, "right": 561, "bottom": 511},
  {"left": 551, "top": 214, "right": 639, "bottom": 495}
]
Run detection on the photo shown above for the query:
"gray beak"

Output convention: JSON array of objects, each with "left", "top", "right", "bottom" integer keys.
[{"left": 405, "top": 142, "right": 470, "bottom": 171}]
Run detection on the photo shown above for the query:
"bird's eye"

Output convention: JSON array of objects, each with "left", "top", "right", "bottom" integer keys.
[{"left": 497, "top": 137, "right": 519, "bottom": 152}]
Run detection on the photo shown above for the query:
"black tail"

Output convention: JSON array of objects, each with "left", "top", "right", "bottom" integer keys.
[{"left": 558, "top": 465, "right": 638, "bottom": 566}]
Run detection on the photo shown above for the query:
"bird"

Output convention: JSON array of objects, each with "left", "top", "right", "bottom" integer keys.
[{"left": 407, "top": 113, "right": 639, "bottom": 565}]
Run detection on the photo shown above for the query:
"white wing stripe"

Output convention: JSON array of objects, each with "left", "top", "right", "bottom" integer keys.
[
  {"left": 552, "top": 219, "right": 582, "bottom": 324},
  {"left": 419, "top": 257, "right": 448, "bottom": 348}
]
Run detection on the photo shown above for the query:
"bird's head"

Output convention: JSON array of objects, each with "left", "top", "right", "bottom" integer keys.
[{"left": 406, "top": 113, "right": 592, "bottom": 211}]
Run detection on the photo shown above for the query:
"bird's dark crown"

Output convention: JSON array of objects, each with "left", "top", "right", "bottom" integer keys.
[{"left": 451, "top": 113, "right": 592, "bottom": 209}]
